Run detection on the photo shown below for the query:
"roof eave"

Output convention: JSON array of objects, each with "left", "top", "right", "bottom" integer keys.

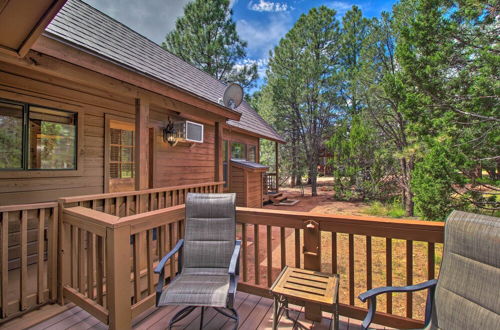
[{"left": 35, "top": 33, "right": 242, "bottom": 121}]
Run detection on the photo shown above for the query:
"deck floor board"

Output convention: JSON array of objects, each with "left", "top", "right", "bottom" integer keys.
[{"left": 22, "top": 292, "right": 390, "bottom": 330}]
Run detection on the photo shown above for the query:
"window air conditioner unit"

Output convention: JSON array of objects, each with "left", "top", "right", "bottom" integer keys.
[{"left": 173, "top": 120, "right": 204, "bottom": 143}]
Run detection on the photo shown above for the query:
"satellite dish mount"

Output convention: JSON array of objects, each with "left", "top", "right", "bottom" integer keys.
[{"left": 222, "top": 83, "right": 244, "bottom": 110}]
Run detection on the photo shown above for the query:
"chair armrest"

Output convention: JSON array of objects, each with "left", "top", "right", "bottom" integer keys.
[
  {"left": 359, "top": 279, "right": 437, "bottom": 302},
  {"left": 154, "top": 239, "right": 184, "bottom": 274},
  {"left": 358, "top": 279, "right": 437, "bottom": 330},
  {"left": 228, "top": 240, "right": 241, "bottom": 275},
  {"left": 154, "top": 239, "right": 184, "bottom": 307}
]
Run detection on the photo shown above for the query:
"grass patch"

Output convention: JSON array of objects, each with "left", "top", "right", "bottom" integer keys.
[{"left": 365, "top": 200, "right": 406, "bottom": 218}]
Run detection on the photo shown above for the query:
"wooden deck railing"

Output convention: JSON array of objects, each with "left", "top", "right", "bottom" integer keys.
[
  {"left": 264, "top": 172, "right": 278, "bottom": 193},
  {"left": 57, "top": 202, "right": 444, "bottom": 330},
  {"left": 59, "top": 181, "right": 224, "bottom": 216},
  {"left": 0, "top": 202, "right": 58, "bottom": 323}
]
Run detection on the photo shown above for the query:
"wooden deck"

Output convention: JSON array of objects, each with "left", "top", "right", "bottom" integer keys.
[{"left": 19, "top": 292, "right": 389, "bottom": 330}]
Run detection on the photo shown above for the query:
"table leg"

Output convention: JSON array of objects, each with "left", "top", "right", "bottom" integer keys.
[{"left": 273, "top": 296, "right": 279, "bottom": 330}]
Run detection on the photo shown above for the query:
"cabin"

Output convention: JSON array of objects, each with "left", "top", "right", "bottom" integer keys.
[
  {"left": 0, "top": 1, "right": 465, "bottom": 330},
  {"left": 0, "top": 0, "right": 284, "bottom": 208}
]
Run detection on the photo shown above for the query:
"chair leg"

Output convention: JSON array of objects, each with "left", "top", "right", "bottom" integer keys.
[
  {"left": 213, "top": 307, "right": 239, "bottom": 329},
  {"left": 200, "top": 307, "right": 205, "bottom": 330},
  {"left": 168, "top": 306, "right": 197, "bottom": 329}
]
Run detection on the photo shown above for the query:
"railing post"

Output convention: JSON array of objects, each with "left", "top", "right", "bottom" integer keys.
[
  {"left": 303, "top": 220, "right": 322, "bottom": 321},
  {"left": 106, "top": 224, "right": 132, "bottom": 330}
]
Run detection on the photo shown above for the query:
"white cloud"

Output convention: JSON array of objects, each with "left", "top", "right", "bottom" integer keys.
[
  {"left": 235, "top": 58, "right": 269, "bottom": 78},
  {"left": 248, "top": 0, "right": 290, "bottom": 12},
  {"left": 83, "top": 0, "right": 193, "bottom": 44},
  {"left": 328, "top": 1, "right": 362, "bottom": 16},
  {"left": 237, "top": 13, "right": 292, "bottom": 59}
]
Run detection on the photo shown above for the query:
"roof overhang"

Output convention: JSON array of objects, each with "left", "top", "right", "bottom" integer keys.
[
  {"left": 0, "top": 0, "right": 67, "bottom": 58},
  {"left": 30, "top": 34, "right": 241, "bottom": 121},
  {"left": 225, "top": 124, "right": 286, "bottom": 144}
]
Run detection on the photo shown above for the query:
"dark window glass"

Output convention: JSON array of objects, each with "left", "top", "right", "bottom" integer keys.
[
  {"left": 231, "top": 142, "right": 246, "bottom": 160},
  {"left": 28, "top": 107, "right": 76, "bottom": 169},
  {"left": 0, "top": 102, "right": 23, "bottom": 169}
]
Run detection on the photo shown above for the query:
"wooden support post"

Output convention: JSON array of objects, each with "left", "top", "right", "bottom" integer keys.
[
  {"left": 106, "top": 225, "right": 132, "bottom": 330},
  {"left": 215, "top": 121, "right": 223, "bottom": 183},
  {"left": 275, "top": 141, "right": 279, "bottom": 192},
  {"left": 302, "top": 220, "right": 322, "bottom": 321},
  {"left": 135, "top": 97, "right": 150, "bottom": 191}
]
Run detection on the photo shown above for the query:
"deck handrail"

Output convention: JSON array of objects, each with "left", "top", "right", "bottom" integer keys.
[
  {"left": 57, "top": 201, "right": 444, "bottom": 329},
  {"left": 59, "top": 181, "right": 225, "bottom": 204}
]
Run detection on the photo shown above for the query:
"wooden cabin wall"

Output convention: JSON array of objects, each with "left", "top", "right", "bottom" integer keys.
[
  {"left": 0, "top": 60, "right": 135, "bottom": 205},
  {"left": 149, "top": 108, "right": 216, "bottom": 187},
  {"left": 230, "top": 166, "right": 245, "bottom": 206}
]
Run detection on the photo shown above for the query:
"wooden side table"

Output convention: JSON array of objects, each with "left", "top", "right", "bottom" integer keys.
[{"left": 270, "top": 266, "right": 340, "bottom": 330}]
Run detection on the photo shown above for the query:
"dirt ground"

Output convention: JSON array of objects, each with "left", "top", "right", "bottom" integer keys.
[{"left": 238, "top": 177, "right": 442, "bottom": 321}]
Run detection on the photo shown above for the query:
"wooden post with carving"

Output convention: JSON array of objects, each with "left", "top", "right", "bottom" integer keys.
[{"left": 303, "top": 220, "right": 322, "bottom": 321}]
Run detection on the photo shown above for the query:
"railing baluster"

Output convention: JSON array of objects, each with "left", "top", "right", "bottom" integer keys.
[
  {"left": 48, "top": 206, "right": 58, "bottom": 300},
  {"left": 114, "top": 197, "right": 120, "bottom": 216},
  {"left": 428, "top": 242, "right": 435, "bottom": 280},
  {"left": 96, "top": 235, "right": 104, "bottom": 305},
  {"left": 169, "top": 223, "right": 175, "bottom": 279},
  {"left": 71, "top": 226, "right": 77, "bottom": 288},
  {"left": 20, "top": 210, "right": 28, "bottom": 310},
  {"left": 254, "top": 224, "right": 260, "bottom": 285},
  {"left": 133, "top": 233, "right": 142, "bottom": 303},
  {"left": 104, "top": 198, "right": 111, "bottom": 215},
  {"left": 147, "top": 230, "right": 154, "bottom": 295},
  {"left": 294, "top": 228, "right": 300, "bottom": 268},
  {"left": 280, "top": 227, "right": 286, "bottom": 269},
  {"left": 37, "top": 208, "right": 45, "bottom": 304},
  {"left": 78, "top": 228, "right": 85, "bottom": 294},
  {"left": 242, "top": 223, "right": 248, "bottom": 282},
  {"left": 125, "top": 196, "right": 131, "bottom": 216},
  {"left": 349, "top": 233, "right": 355, "bottom": 306},
  {"left": 406, "top": 240, "right": 413, "bottom": 318},
  {"left": 386, "top": 237, "right": 393, "bottom": 313},
  {"left": 87, "top": 232, "right": 95, "bottom": 299},
  {"left": 366, "top": 236, "right": 372, "bottom": 291},
  {"left": 1, "top": 212, "right": 8, "bottom": 317},
  {"left": 331, "top": 232, "right": 337, "bottom": 274},
  {"left": 267, "top": 225, "right": 272, "bottom": 287}
]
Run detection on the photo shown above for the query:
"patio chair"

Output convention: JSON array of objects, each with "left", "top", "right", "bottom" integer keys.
[
  {"left": 154, "top": 193, "right": 241, "bottom": 329},
  {"left": 358, "top": 210, "right": 500, "bottom": 329}
]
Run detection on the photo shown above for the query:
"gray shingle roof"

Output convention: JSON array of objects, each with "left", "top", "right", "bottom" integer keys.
[{"left": 44, "top": 0, "right": 284, "bottom": 143}]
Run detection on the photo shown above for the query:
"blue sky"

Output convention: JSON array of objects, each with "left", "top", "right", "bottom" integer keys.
[{"left": 83, "top": 0, "right": 398, "bottom": 91}]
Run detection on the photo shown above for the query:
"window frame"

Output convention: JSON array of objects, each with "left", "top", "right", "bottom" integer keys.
[
  {"left": 0, "top": 98, "right": 83, "bottom": 178},
  {"left": 104, "top": 114, "right": 136, "bottom": 193}
]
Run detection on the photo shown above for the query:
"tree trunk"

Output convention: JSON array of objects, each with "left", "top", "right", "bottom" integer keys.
[{"left": 400, "top": 157, "right": 414, "bottom": 217}]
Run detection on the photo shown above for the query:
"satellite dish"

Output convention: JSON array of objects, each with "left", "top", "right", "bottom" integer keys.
[{"left": 222, "top": 83, "right": 244, "bottom": 109}]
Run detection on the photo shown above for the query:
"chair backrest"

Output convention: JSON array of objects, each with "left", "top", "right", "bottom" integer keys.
[
  {"left": 182, "top": 193, "right": 236, "bottom": 271},
  {"left": 432, "top": 210, "right": 500, "bottom": 329}
]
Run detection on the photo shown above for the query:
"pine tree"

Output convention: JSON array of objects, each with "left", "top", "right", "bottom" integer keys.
[
  {"left": 266, "top": 6, "right": 341, "bottom": 196},
  {"left": 163, "top": 0, "right": 257, "bottom": 88}
]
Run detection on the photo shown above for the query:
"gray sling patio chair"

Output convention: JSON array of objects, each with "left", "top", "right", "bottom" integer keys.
[
  {"left": 154, "top": 193, "right": 241, "bottom": 329},
  {"left": 358, "top": 210, "right": 500, "bottom": 330}
]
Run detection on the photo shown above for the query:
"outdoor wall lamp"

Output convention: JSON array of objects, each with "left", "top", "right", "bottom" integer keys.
[{"left": 163, "top": 118, "right": 178, "bottom": 147}]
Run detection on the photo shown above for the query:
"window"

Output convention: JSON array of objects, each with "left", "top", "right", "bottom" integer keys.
[
  {"left": 247, "top": 145, "right": 257, "bottom": 162},
  {"left": 231, "top": 142, "right": 246, "bottom": 159},
  {"left": 0, "top": 100, "right": 77, "bottom": 170},
  {"left": 109, "top": 122, "right": 135, "bottom": 179}
]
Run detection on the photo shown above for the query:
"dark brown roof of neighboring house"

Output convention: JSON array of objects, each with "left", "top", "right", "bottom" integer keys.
[{"left": 44, "top": 0, "right": 284, "bottom": 143}]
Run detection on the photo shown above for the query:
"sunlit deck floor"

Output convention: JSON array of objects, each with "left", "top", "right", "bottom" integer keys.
[{"left": 25, "top": 292, "right": 389, "bottom": 330}]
